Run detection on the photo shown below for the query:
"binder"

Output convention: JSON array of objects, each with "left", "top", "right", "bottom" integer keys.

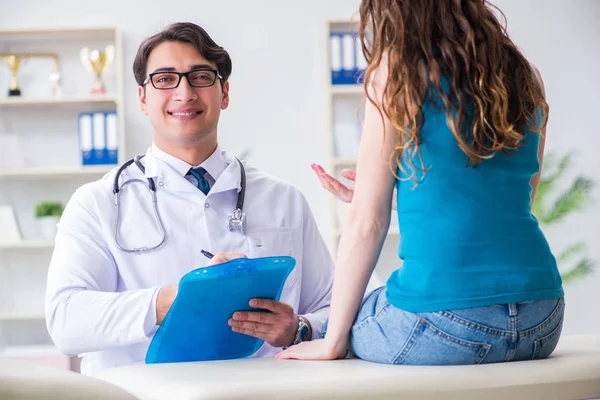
[
  {"left": 105, "top": 112, "right": 118, "bottom": 164},
  {"left": 341, "top": 33, "right": 355, "bottom": 84},
  {"left": 330, "top": 33, "right": 343, "bottom": 85},
  {"left": 92, "top": 112, "right": 107, "bottom": 164},
  {"left": 331, "top": 32, "right": 365, "bottom": 85},
  {"left": 78, "top": 113, "right": 94, "bottom": 166}
]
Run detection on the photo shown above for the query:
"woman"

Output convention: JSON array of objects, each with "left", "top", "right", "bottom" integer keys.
[{"left": 277, "top": 0, "right": 564, "bottom": 365}]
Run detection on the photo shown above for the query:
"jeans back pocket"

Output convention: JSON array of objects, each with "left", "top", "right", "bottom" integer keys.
[
  {"left": 393, "top": 317, "right": 491, "bottom": 365},
  {"left": 532, "top": 301, "right": 564, "bottom": 360}
]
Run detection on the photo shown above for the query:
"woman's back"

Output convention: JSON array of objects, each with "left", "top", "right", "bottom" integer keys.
[{"left": 386, "top": 81, "right": 564, "bottom": 312}]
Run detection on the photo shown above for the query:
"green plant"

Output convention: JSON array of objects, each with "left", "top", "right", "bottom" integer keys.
[
  {"left": 34, "top": 202, "right": 65, "bottom": 218},
  {"left": 532, "top": 152, "right": 595, "bottom": 283}
]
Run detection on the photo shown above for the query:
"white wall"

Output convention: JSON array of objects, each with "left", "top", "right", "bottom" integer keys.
[{"left": 1, "top": 0, "right": 598, "bottom": 334}]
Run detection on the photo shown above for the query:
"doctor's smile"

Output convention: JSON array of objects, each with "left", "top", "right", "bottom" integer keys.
[{"left": 167, "top": 107, "right": 204, "bottom": 120}]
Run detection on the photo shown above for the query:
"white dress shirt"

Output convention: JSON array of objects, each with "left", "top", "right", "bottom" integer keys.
[{"left": 45, "top": 145, "right": 333, "bottom": 375}]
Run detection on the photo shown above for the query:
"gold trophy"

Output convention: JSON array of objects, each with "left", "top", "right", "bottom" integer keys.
[
  {"left": 1, "top": 52, "right": 61, "bottom": 98},
  {"left": 5, "top": 55, "right": 23, "bottom": 96},
  {"left": 80, "top": 45, "right": 115, "bottom": 95}
]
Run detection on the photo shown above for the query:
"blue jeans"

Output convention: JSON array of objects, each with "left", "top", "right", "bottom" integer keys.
[{"left": 329, "top": 286, "right": 564, "bottom": 365}]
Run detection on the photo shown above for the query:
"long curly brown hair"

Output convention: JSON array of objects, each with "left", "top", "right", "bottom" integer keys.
[{"left": 359, "top": 0, "right": 549, "bottom": 179}]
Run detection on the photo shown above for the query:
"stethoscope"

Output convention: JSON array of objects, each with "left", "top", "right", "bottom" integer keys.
[{"left": 112, "top": 155, "right": 246, "bottom": 254}]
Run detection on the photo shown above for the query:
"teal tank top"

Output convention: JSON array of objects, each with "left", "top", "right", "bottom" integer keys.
[{"left": 385, "top": 83, "right": 564, "bottom": 312}]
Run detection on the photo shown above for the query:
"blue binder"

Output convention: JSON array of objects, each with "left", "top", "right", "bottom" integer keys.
[{"left": 145, "top": 256, "right": 295, "bottom": 364}]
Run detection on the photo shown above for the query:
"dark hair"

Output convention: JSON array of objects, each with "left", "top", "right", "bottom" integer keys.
[
  {"left": 133, "top": 22, "right": 232, "bottom": 86},
  {"left": 359, "top": 0, "right": 548, "bottom": 178}
]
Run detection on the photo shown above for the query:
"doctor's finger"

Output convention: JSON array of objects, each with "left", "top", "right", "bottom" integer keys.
[
  {"left": 231, "top": 327, "right": 278, "bottom": 344},
  {"left": 250, "top": 298, "right": 294, "bottom": 315},
  {"left": 229, "top": 320, "right": 274, "bottom": 335},
  {"left": 208, "top": 252, "right": 247, "bottom": 266},
  {"left": 231, "top": 311, "right": 279, "bottom": 325}
]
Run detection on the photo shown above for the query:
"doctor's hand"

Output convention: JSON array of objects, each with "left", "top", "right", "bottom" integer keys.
[
  {"left": 155, "top": 252, "right": 247, "bottom": 325},
  {"left": 228, "top": 299, "right": 299, "bottom": 348},
  {"left": 311, "top": 163, "right": 397, "bottom": 210},
  {"left": 156, "top": 284, "right": 178, "bottom": 325},
  {"left": 206, "top": 251, "right": 247, "bottom": 266}
]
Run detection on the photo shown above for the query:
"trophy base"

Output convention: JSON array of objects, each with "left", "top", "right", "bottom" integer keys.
[
  {"left": 90, "top": 87, "right": 106, "bottom": 95},
  {"left": 8, "top": 89, "right": 21, "bottom": 97}
]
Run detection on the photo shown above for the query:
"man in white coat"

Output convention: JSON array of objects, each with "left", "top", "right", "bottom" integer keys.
[{"left": 45, "top": 22, "right": 334, "bottom": 375}]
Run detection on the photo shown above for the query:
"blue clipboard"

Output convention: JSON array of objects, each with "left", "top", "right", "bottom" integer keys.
[{"left": 145, "top": 256, "right": 295, "bottom": 364}]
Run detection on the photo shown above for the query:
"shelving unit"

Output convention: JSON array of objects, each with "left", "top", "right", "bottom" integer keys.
[
  {"left": 0, "top": 26, "right": 126, "bottom": 371},
  {"left": 0, "top": 312, "right": 47, "bottom": 321},
  {"left": 331, "top": 85, "right": 364, "bottom": 95},
  {"left": 325, "top": 20, "right": 401, "bottom": 286},
  {"left": 0, "top": 94, "right": 117, "bottom": 106},
  {"left": 0, "top": 240, "right": 53, "bottom": 249},
  {"left": 0, "top": 165, "right": 112, "bottom": 178}
]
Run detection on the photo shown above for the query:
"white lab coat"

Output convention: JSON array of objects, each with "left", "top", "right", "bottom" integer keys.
[{"left": 45, "top": 146, "right": 333, "bottom": 375}]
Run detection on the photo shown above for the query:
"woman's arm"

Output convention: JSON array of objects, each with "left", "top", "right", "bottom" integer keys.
[
  {"left": 278, "top": 59, "right": 398, "bottom": 359},
  {"left": 322, "top": 66, "right": 398, "bottom": 350}
]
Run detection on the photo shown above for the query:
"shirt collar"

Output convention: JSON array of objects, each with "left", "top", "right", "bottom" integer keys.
[{"left": 150, "top": 143, "right": 227, "bottom": 181}]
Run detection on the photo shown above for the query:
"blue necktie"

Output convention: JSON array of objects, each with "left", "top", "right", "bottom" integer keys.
[{"left": 187, "top": 167, "right": 210, "bottom": 195}]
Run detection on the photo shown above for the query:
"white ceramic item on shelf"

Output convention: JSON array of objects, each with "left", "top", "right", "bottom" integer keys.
[{"left": 38, "top": 216, "right": 59, "bottom": 239}]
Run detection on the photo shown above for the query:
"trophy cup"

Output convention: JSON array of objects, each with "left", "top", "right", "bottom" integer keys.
[
  {"left": 5, "top": 55, "right": 23, "bottom": 96},
  {"left": 80, "top": 45, "right": 115, "bottom": 95}
]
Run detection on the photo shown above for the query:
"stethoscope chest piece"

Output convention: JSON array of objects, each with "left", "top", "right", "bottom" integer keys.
[{"left": 227, "top": 208, "right": 246, "bottom": 234}]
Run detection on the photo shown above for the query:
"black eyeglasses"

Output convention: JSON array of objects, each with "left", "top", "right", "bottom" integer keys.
[{"left": 143, "top": 69, "right": 223, "bottom": 90}]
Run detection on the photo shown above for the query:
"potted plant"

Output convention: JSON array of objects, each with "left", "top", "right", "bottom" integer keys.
[
  {"left": 532, "top": 152, "right": 595, "bottom": 284},
  {"left": 34, "top": 201, "right": 65, "bottom": 239}
]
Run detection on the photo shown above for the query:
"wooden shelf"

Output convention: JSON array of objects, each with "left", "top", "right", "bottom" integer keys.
[
  {"left": 0, "top": 95, "right": 118, "bottom": 107},
  {"left": 0, "top": 313, "right": 45, "bottom": 321},
  {"left": 0, "top": 240, "right": 54, "bottom": 250},
  {"left": 0, "top": 26, "right": 117, "bottom": 42},
  {"left": 330, "top": 85, "right": 364, "bottom": 95},
  {"left": 0, "top": 165, "right": 114, "bottom": 178},
  {"left": 332, "top": 158, "right": 357, "bottom": 166}
]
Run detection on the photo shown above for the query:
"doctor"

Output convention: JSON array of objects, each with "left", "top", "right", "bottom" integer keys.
[{"left": 45, "top": 22, "right": 334, "bottom": 375}]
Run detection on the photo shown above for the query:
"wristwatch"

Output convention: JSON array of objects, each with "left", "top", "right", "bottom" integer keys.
[{"left": 283, "top": 315, "right": 312, "bottom": 349}]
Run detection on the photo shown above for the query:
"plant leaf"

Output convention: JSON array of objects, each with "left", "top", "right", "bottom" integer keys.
[
  {"left": 540, "top": 177, "right": 594, "bottom": 225},
  {"left": 532, "top": 152, "right": 572, "bottom": 220},
  {"left": 542, "top": 152, "right": 572, "bottom": 187},
  {"left": 561, "top": 257, "right": 595, "bottom": 284},
  {"left": 556, "top": 242, "right": 587, "bottom": 264}
]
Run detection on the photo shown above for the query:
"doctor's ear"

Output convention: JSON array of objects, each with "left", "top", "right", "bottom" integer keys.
[
  {"left": 138, "top": 85, "right": 148, "bottom": 115},
  {"left": 221, "top": 81, "right": 230, "bottom": 110}
]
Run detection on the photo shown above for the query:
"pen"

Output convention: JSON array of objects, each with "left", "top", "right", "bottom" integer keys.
[{"left": 201, "top": 249, "right": 214, "bottom": 259}]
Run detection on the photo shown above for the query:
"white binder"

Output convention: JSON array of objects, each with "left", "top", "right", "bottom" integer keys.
[{"left": 79, "top": 113, "right": 93, "bottom": 165}]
